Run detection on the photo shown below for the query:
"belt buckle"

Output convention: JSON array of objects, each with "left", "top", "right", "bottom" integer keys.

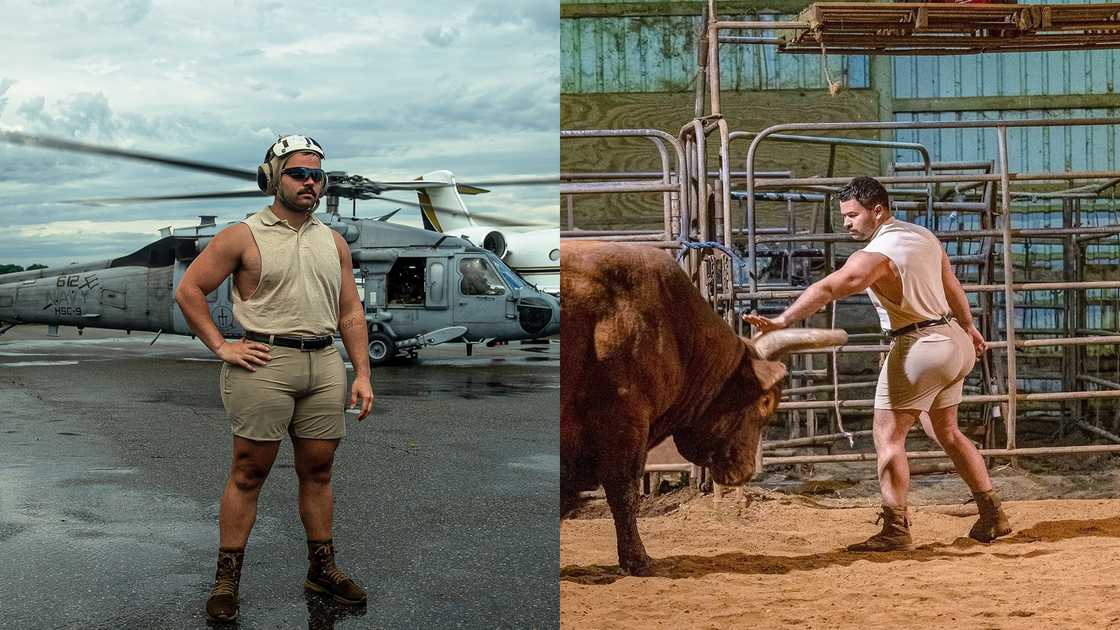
[{"left": 298, "top": 337, "right": 311, "bottom": 351}]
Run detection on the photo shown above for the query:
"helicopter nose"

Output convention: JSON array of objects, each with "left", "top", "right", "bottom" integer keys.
[{"left": 541, "top": 296, "right": 560, "bottom": 337}]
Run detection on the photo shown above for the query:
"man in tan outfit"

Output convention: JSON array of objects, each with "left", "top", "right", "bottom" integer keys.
[
  {"left": 745, "top": 176, "right": 1011, "bottom": 552},
  {"left": 176, "top": 135, "right": 373, "bottom": 621}
]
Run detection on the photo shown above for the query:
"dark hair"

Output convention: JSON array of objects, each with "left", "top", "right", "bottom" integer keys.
[{"left": 838, "top": 176, "right": 890, "bottom": 213}]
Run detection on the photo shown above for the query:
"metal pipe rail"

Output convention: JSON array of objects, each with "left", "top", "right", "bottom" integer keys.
[
  {"left": 680, "top": 3, "right": 1120, "bottom": 471},
  {"left": 734, "top": 280, "right": 1120, "bottom": 301},
  {"left": 743, "top": 118, "right": 1120, "bottom": 298},
  {"left": 763, "top": 444, "right": 1120, "bottom": 467},
  {"left": 777, "top": 389, "right": 1120, "bottom": 412},
  {"left": 560, "top": 170, "right": 792, "bottom": 180},
  {"left": 560, "top": 129, "right": 688, "bottom": 240},
  {"left": 753, "top": 170, "right": 1120, "bottom": 188},
  {"left": 750, "top": 226, "right": 1120, "bottom": 244},
  {"left": 728, "top": 130, "right": 936, "bottom": 223}
]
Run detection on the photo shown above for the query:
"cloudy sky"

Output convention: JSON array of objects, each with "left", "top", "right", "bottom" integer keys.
[{"left": 0, "top": 0, "right": 558, "bottom": 268}]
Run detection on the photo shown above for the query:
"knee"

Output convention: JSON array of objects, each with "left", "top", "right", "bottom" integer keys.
[
  {"left": 297, "top": 463, "right": 333, "bottom": 486},
  {"left": 231, "top": 466, "right": 268, "bottom": 493},
  {"left": 934, "top": 425, "right": 967, "bottom": 449}
]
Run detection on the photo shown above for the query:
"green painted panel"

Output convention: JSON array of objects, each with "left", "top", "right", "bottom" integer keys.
[{"left": 561, "top": 14, "right": 870, "bottom": 93}]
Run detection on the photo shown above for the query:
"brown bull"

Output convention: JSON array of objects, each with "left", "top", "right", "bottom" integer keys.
[{"left": 560, "top": 241, "right": 846, "bottom": 575}]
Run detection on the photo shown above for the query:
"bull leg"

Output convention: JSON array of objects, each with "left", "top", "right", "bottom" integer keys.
[{"left": 600, "top": 446, "right": 652, "bottom": 577}]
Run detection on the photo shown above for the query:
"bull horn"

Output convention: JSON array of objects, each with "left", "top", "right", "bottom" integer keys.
[{"left": 752, "top": 328, "right": 848, "bottom": 360}]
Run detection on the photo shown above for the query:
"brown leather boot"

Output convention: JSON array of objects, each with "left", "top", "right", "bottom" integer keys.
[
  {"left": 846, "top": 505, "right": 916, "bottom": 552},
  {"left": 305, "top": 539, "right": 367, "bottom": 605},
  {"left": 206, "top": 547, "right": 244, "bottom": 622},
  {"left": 969, "top": 490, "right": 1012, "bottom": 543}
]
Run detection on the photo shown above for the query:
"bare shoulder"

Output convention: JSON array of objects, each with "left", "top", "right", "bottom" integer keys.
[
  {"left": 210, "top": 222, "right": 252, "bottom": 253},
  {"left": 328, "top": 228, "right": 351, "bottom": 258},
  {"left": 207, "top": 223, "right": 259, "bottom": 273}
]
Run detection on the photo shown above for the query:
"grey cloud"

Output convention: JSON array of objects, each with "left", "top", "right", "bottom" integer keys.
[
  {"left": 0, "top": 78, "right": 15, "bottom": 117},
  {"left": 121, "top": 0, "right": 152, "bottom": 24},
  {"left": 30, "top": 92, "right": 120, "bottom": 140},
  {"left": 1, "top": 3, "right": 557, "bottom": 265},
  {"left": 423, "top": 26, "right": 461, "bottom": 48},
  {"left": 469, "top": 0, "right": 558, "bottom": 33},
  {"left": 0, "top": 232, "right": 166, "bottom": 268},
  {"left": 16, "top": 96, "right": 47, "bottom": 126}
]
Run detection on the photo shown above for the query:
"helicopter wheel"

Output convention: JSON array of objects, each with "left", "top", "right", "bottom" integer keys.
[{"left": 368, "top": 332, "right": 397, "bottom": 366}]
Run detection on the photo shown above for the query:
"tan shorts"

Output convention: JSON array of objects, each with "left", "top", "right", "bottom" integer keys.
[
  {"left": 874, "top": 321, "right": 975, "bottom": 412},
  {"left": 219, "top": 344, "right": 346, "bottom": 441}
]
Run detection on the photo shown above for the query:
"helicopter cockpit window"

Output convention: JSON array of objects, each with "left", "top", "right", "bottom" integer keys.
[
  {"left": 490, "top": 256, "right": 526, "bottom": 290},
  {"left": 387, "top": 257, "right": 426, "bottom": 306},
  {"left": 459, "top": 258, "right": 505, "bottom": 296}
]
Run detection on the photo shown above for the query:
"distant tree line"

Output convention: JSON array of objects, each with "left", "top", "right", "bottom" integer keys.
[{"left": 0, "top": 264, "right": 48, "bottom": 275}]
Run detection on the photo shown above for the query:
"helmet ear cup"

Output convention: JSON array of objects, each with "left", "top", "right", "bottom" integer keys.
[{"left": 257, "top": 162, "right": 272, "bottom": 193}]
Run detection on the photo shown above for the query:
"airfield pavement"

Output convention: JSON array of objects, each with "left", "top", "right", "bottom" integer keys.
[{"left": 0, "top": 326, "right": 558, "bottom": 629}]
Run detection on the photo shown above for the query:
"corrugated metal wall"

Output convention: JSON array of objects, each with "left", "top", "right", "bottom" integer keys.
[
  {"left": 561, "top": 14, "right": 870, "bottom": 93},
  {"left": 892, "top": 109, "right": 1120, "bottom": 173},
  {"left": 894, "top": 0, "right": 1120, "bottom": 99}
]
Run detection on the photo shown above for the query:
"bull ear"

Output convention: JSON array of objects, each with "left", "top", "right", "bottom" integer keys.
[{"left": 749, "top": 357, "right": 787, "bottom": 391}]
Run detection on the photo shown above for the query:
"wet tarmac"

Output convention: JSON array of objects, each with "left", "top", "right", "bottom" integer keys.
[{"left": 0, "top": 327, "right": 558, "bottom": 629}]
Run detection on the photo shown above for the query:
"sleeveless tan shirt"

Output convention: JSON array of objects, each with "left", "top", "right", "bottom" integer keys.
[
  {"left": 862, "top": 218, "right": 951, "bottom": 331},
  {"left": 233, "top": 206, "right": 342, "bottom": 336}
]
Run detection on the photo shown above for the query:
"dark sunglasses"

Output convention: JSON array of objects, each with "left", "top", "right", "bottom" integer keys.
[{"left": 281, "top": 167, "right": 326, "bottom": 183}]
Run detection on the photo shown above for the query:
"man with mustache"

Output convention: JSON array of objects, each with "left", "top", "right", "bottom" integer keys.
[
  {"left": 176, "top": 135, "right": 374, "bottom": 621},
  {"left": 744, "top": 175, "right": 1011, "bottom": 551}
]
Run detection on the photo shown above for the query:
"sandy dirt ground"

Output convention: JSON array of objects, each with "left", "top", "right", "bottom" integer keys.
[{"left": 561, "top": 469, "right": 1120, "bottom": 629}]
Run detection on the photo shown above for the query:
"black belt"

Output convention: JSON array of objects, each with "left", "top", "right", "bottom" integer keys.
[
  {"left": 244, "top": 331, "right": 334, "bottom": 351},
  {"left": 889, "top": 315, "right": 954, "bottom": 338}
]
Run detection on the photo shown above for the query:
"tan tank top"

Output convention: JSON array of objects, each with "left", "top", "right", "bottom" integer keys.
[
  {"left": 861, "top": 218, "right": 951, "bottom": 331},
  {"left": 233, "top": 206, "right": 342, "bottom": 336}
]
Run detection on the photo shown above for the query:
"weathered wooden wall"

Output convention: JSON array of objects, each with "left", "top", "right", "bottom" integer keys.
[{"left": 561, "top": 89, "right": 880, "bottom": 229}]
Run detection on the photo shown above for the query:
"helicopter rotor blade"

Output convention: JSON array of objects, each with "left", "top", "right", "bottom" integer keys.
[
  {"left": 60, "top": 190, "right": 267, "bottom": 205},
  {"left": 456, "top": 176, "right": 559, "bottom": 187},
  {"left": 0, "top": 131, "right": 258, "bottom": 181}
]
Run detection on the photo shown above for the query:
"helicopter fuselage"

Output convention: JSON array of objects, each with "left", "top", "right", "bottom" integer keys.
[{"left": 0, "top": 214, "right": 560, "bottom": 362}]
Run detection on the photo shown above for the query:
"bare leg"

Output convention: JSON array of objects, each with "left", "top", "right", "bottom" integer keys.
[
  {"left": 293, "top": 437, "right": 340, "bottom": 542},
  {"left": 219, "top": 436, "right": 281, "bottom": 549},
  {"left": 927, "top": 404, "right": 992, "bottom": 494},
  {"left": 873, "top": 408, "right": 919, "bottom": 508}
]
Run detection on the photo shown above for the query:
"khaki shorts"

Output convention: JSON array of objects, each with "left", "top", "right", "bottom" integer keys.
[
  {"left": 874, "top": 321, "right": 975, "bottom": 412},
  {"left": 220, "top": 344, "right": 346, "bottom": 441}
]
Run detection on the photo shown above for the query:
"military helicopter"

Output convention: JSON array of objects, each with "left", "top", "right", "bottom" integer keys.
[{"left": 0, "top": 132, "right": 560, "bottom": 365}]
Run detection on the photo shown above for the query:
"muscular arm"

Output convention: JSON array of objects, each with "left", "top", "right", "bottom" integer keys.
[
  {"left": 940, "top": 249, "right": 974, "bottom": 328},
  {"left": 941, "top": 249, "right": 987, "bottom": 354},
  {"left": 176, "top": 225, "right": 244, "bottom": 352},
  {"left": 748, "top": 251, "right": 892, "bottom": 330},
  {"left": 333, "top": 232, "right": 373, "bottom": 419},
  {"left": 175, "top": 224, "right": 272, "bottom": 369}
]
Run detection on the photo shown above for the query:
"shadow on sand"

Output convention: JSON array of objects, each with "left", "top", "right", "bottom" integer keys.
[{"left": 560, "top": 516, "right": 1120, "bottom": 585}]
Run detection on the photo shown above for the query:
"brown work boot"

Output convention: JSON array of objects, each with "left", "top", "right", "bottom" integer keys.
[
  {"left": 206, "top": 547, "right": 244, "bottom": 622},
  {"left": 846, "top": 505, "right": 916, "bottom": 552},
  {"left": 969, "top": 489, "right": 1012, "bottom": 543},
  {"left": 305, "top": 539, "right": 367, "bottom": 605}
]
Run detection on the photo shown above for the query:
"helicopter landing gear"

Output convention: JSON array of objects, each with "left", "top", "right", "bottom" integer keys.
[{"left": 368, "top": 332, "right": 397, "bottom": 366}]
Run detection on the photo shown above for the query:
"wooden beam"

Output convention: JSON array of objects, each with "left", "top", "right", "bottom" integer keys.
[
  {"left": 895, "top": 94, "right": 1120, "bottom": 114},
  {"left": 562, "top": 1, "right": 827, "bottom": 19}
]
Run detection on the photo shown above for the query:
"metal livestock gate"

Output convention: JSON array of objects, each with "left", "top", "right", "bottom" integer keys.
[{"left": 561, "top": 1, "right": 1120, "bottom": 486}]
